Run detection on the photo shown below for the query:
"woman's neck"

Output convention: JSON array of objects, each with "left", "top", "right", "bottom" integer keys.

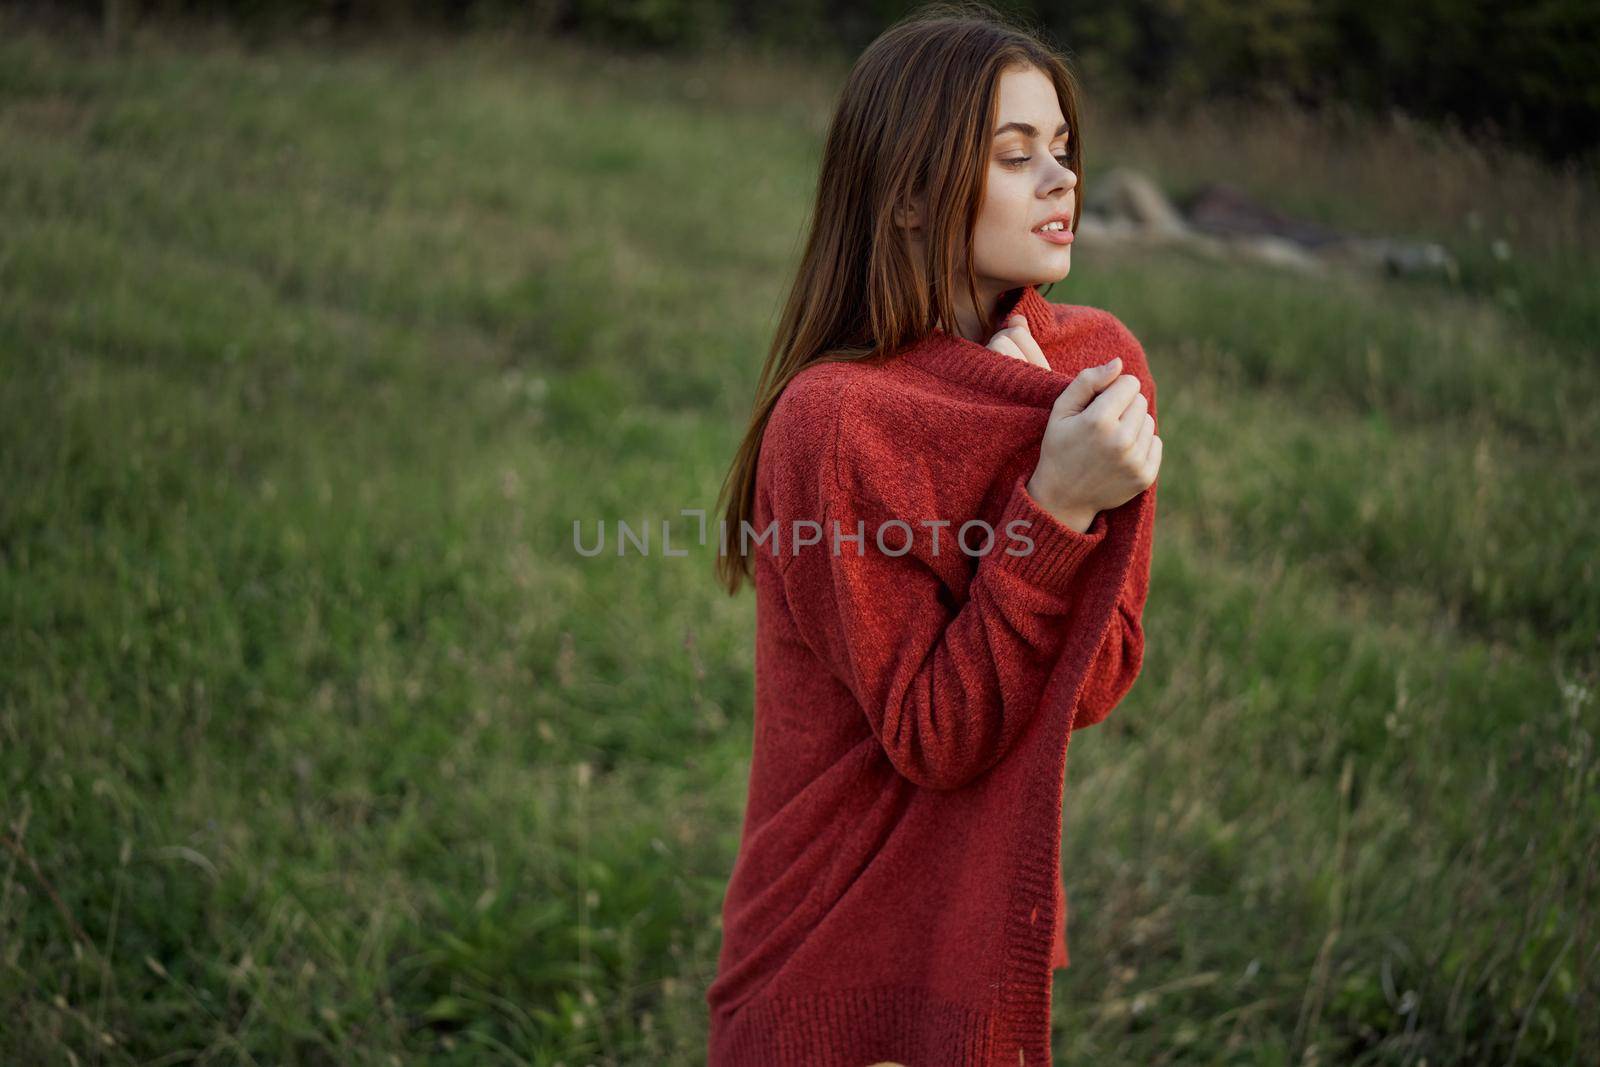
[{"left": 952, "top": 284, "right": 1017, "bottom": 343}]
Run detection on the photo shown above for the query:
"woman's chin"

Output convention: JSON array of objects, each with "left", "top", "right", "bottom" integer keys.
[
  {"left": 1031, "top": 258, "right": 1071, "bottom": 286},
  {"left": 993, "top": 259, "right": 1071, "bottom": 291}
]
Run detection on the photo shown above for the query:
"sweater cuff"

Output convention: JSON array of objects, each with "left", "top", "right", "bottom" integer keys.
[{"left": 990, "top": 473, "right": 1108, "bottom": 590}]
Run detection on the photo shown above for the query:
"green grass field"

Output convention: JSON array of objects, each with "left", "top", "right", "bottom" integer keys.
[{"left": 2, "top": 16, "right": 1597, "bottom": 1065}]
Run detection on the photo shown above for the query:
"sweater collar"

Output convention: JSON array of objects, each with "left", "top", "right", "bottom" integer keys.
[{"left": 893, "top": 284, "right": 1080, "bottom": 408}]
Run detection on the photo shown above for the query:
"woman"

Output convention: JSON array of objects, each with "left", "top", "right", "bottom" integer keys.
[{"left": 706, "top": 4, "right": 1161, "bottom": 1064}]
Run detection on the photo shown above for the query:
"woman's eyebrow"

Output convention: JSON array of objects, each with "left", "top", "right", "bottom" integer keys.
[{"left": 993, "top": 121, "right": 1070, "bottom": 138}]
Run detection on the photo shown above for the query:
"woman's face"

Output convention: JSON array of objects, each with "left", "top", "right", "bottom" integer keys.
[{"left": 971, "top": 64, "right": 1077, "bottom": 297}]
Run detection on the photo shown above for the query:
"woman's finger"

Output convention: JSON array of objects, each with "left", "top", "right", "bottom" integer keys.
[
  {"left": 988, "top": 335, "right": 1028, "bottom": 363},
  {"left": 1129, "top": 409, "right": 1155, "bottom": 462},
  {"left": 1008, "top": 315, "right": 1051, "bottom": 369},
  {"left": 993, "top": 314, "right": 1049, "bottom": 369}
]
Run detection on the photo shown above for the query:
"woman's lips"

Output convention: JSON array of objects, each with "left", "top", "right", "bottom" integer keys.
[{"left": 1033, "top": 226, "right": 1073, "bottom": 245}]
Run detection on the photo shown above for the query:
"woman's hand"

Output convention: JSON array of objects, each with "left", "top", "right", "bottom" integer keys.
[
  {"left": 1026, "top": 357, "right": 1161, "bottom": 530},
  {"left": 986, "top": 313, "right": 1051, "bottom": 369}
]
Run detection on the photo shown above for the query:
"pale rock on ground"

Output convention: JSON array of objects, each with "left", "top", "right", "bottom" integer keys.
[{"left": 1077, "top": 167, "right": 1457, "bottom": 281}]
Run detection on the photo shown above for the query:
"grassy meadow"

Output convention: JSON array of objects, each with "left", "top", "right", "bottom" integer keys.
[{"left": 1, "top": 15, "right": 1597, "bottom": 1065}]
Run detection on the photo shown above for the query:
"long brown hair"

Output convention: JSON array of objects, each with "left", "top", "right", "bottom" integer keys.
[{"left": 713, "top": 2, "right": 1085, "bottom": 595}]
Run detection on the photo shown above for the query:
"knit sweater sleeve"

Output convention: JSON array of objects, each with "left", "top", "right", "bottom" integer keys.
[
  {"left": 1072, "top": 359, "right": 1158, "bottom": 730},
  {"left": 772, "top": 404, "right": 1113, "bottom": 791},
  {"left": 1071, "top": 479, "right": 1154, "bottom": 728}
]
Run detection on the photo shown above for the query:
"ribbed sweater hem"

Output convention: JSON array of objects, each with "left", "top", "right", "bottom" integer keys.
[{"left": 708, "top": 983, "right": 996, "bottom": 1066}]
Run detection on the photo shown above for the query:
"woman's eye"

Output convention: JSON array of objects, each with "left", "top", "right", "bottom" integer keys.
[{"left": 1001, "top": 154, "right": 1073, "bottom": 169}]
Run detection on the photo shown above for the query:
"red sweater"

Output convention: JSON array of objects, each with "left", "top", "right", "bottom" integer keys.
[{"left": 706, "top": 284, "right": 1158, "bottom": 1066}]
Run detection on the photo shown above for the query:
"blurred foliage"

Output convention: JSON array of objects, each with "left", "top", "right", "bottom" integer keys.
[{"left": 21, "top": 0, "right": 1600, "bottom": 165}]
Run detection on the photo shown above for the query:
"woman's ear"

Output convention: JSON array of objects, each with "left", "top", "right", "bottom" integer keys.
[{"left": 893, "top": 196, "right": 924, "bottom": 232}]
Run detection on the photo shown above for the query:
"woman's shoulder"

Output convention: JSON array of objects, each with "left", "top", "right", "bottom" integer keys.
[
  {"left": 1045, "top": 300, "right": 1153, "bottom": 376},
  {"left": 765, "top": 359, "right": 855, "bottom": 469},
  {"left": 758, "top": 359, "right": 863, "bottom": 514},
  {"left": 767, "top": 358, "right": 858, "bottom": 436},
  {"left": 761, "top": 355, "right": 917, "bottom": 513}
]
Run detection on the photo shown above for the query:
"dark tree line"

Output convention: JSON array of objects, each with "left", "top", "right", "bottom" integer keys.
[{"left": 18, "top": 0, "right": 1600, "bottom": 165}]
